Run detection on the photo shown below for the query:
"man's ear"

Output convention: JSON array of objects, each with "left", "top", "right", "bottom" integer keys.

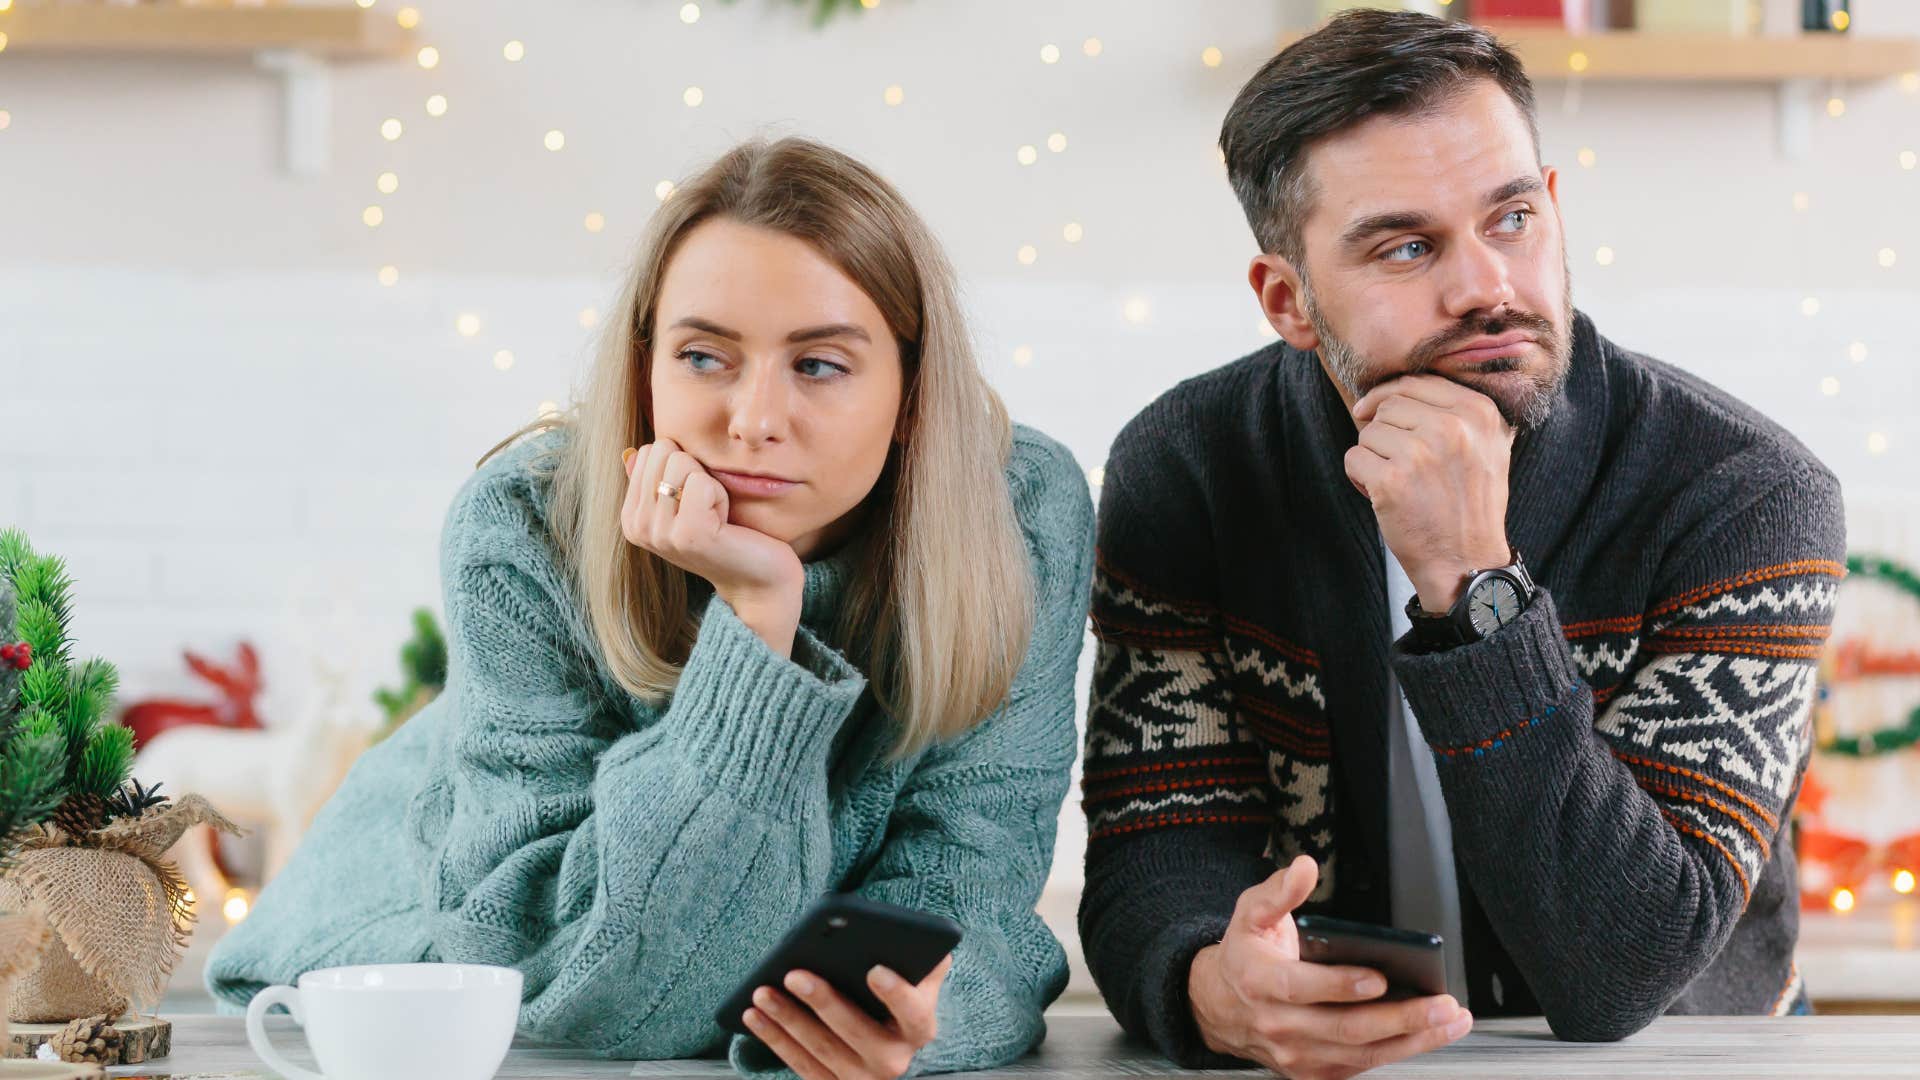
[{"left": 1250, "top": 253, "right": 1318, "bottom": 352}]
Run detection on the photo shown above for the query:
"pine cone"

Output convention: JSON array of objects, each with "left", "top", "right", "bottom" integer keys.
[
  {"left": 50, "top": 792, "right": 110, "bottom": 841},
  {"left": 49, "top": 1013, "right": 123, "bottom": 1064}
]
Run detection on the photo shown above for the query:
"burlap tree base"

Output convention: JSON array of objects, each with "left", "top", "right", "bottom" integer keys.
[
  {"left": 0, "top": 796, "right": 240, "bottom": 1025},
  {"left": 0, "top": 1063, "right": 103, "bottom": 1078}
]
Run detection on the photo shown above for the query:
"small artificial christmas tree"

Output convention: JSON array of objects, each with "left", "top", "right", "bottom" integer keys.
[
  {"left": 0, "top": 529, "right": 242, "bottom": 1025},
  {"left": 0, "top": 529, "right": 139, "bottom": 844}
]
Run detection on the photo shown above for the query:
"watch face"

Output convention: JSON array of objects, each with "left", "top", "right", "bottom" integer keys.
[{"left": 1468, "top": 576, "right": 1524, "bottom": 636}]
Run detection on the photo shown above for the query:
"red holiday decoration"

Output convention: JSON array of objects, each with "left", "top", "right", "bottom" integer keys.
[
  {"left": 1474, "top": 0, "right": 1590, "bottom": 31},
  {"left": 1796, "top": 771, "right": 1920, "bottom": 909},
  {"left": 0, "top": 641, "right": 30, "bottom": 670},
  {"left": 1828, "top": 637, "right": 1920, "bottom": 680},
  {"left": 120, "top": 642, "right": 266, "bottom": 749}
]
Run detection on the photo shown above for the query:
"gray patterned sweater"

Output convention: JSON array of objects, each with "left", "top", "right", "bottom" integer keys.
[{"left": 1078, "top": 311, "right": 1844, "bottom": 1065}]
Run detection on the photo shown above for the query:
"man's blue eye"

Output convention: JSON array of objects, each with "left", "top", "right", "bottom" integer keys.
[
  {"left": 1499, "top": 209, "right": 1532, "bottom": 232},
  {"left": 1383, "top": 240, "right": 1430, "bottom": 262}
]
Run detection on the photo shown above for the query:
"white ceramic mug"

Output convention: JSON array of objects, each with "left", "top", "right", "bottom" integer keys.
[{"left": 245, "top": 962, "right": 523, "bottom": 1080}]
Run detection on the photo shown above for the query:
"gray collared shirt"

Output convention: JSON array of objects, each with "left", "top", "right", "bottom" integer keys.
[{"left": 1384, "top": 542, "right": 1469, "bottom": 1005}]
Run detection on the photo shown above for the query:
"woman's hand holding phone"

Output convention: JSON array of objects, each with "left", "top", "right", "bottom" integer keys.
[
  {"left": 622, "top": 438, "right": 805, "bottom": 657},
  {"left": 741, "top": 956, "right": 952, "bottom": 1080},
  {"left": 1187, "top": 855, "right": 1472, "bottom": 1079}
]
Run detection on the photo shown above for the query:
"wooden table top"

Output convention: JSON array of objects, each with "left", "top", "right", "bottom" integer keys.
[{"left": 102, "top": 1011, "right": 1920, "bottom": 1078}]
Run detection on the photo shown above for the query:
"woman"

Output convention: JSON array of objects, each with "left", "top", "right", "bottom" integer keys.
[{"left": 206, "top": 137, "right": 1095, "bottom": 1079}]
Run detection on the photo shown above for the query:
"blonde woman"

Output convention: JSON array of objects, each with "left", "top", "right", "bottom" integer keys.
[{"left": 206, "top": 137, "right": 1094, "bottom": 1079}]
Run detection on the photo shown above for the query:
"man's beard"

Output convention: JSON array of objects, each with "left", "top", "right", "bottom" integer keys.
[{"left": 1301, "top": 260, "right": 1575, "bottom": 432}]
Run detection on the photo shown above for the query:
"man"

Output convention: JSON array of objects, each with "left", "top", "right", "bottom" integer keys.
[{"left": 1079, "top": 10, "right": 1843, "bottom": 1078}]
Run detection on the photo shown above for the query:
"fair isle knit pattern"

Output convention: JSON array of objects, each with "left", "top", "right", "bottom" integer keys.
[
  {"left": 204, "top": 424, "right": 1095, "bottom": 1078},
  {"left": 1078, "top": 311, "right": 1843, "bottom": 1066}
]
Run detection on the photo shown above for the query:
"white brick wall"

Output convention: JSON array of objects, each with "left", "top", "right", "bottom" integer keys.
[{"left": 3, "top": 0, "right": 1918, "bottom": 1001}]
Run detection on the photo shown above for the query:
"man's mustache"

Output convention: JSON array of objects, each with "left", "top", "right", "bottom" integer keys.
[{"left": 1404, "top": 309, "right": 1560, "bottom": 375}]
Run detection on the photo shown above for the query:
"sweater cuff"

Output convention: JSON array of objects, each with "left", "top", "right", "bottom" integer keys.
[
  {"left": 1140, "top": 912, "right": 1258, "bottom": 1070},
  {"left": 1392, "top": 587, "right": 1586, "bottom": 751},
  {"left": 661, "top": 594, "right": 866, "bottom": 814}
]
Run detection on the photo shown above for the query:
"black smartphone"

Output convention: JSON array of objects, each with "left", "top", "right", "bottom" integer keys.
[
  {"left": 714, "top": 893, "right": 963, "bottom": 1036},
  {"left": 1294, "top": 915, "right": 1446, "bottom": 998}
]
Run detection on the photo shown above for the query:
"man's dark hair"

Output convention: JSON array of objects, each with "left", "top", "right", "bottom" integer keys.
[{"left": 1220, "top": 9, "right": 1538, "bottom": 265}]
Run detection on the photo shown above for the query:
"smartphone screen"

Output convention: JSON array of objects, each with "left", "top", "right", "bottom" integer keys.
[
  {"left": 1295, "top": 914, "right": 1446, "bottom": 998},
  {"left": 714, "top": 894, "right": 962, "bottom": 1035}
]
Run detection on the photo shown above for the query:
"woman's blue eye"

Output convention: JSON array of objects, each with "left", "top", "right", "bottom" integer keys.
[
  {"left": 796, "top": 357, "right": 848, "bottom": 379},
  {"left": 1383, "top": 240, "right": 1430, "bottom": 262},
  {"left": 679, "top": 348, "right": 722, "bottom": 372}
]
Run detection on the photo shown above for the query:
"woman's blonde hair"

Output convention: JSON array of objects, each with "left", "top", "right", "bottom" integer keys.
[{"left": 482, "top": 137, "right": 1033, "bottom": 757}]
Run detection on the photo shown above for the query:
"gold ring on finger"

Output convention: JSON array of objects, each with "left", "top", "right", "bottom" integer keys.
[{"left": 656, "top": 481, "right": 683, "bottom": 502}]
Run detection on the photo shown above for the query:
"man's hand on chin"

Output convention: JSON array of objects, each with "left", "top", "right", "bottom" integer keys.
[{"left": 1344, "top": 375, "right": 1516, "bottom": 614}]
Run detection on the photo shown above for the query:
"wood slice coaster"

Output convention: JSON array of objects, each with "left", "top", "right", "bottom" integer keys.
[
  {"left": 0, "top": 1061, "right": 104, "bottom": 1078},
  {"left": 7, "top": 1015, "right": 169, "bottom": 1066}
]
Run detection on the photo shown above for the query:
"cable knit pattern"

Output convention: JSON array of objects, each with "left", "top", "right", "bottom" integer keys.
[{"left": 204, "top": 423, "right": 1094, "bottom": 1078}]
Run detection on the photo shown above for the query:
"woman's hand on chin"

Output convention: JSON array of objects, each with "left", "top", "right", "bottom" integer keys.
[{"left": 623, "top": 438, "right": 805, "bottom": 657}]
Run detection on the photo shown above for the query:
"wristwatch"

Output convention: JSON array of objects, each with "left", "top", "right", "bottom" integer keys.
[{"left": 1407, "top": 549, "right": 1537, "bottom": 650}]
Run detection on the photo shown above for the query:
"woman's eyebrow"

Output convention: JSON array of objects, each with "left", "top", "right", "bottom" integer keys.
[
  {"left": 787, "top": 323, "right": 871, "bottom": 345},
  {"left": 666, "top": 317, "right": 870, "bottom": 345},
  {"left": 669, "top": 315, "right": 743, "bottom": 340}
]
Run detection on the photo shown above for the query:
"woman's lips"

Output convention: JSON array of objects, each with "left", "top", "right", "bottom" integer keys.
[{"left": 710, "top": 469, "right": 799, "bottom": 498}]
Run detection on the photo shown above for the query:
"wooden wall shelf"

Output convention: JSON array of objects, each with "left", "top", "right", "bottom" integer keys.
[
  {"left": 1273, "top": 30, "right": 1920, "bottom": 83},
  {"left": 1267, "top": 29, "right": 1920, "bottom": 160},
  {"left": 0, "top": 3, "right": 411, "bottom": 59},
  {"left": 0, "top": 3, "right": 416, "bottom": 176}
]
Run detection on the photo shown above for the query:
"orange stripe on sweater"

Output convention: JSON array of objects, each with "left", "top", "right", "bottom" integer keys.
[
  {"left": 1089, "top": 616, "right": 1218, "bottom": 647},
  {"left": 1241, "top": 715, "right": 1332, "bottom": 761},
  {"left": 1613, "top": 753, "right": 1780, "bottom": 830},
  {"left": 1768, "top": 963, "right": 1802, "bottom": 1016},
  {"left": 1082, "top": 754, "right": 1267, "bottom": 784},
  {"left": 1084, "top": 772, "right": 1274, "bottom": 804},
  {"left": 1647, "top": 560, "right": 1846, "bottom": 621},
  {"left": 1661, "top": 807, "right": 1753, "bottom": 900},
  {"left": 1639, "top": 780, "right": 1773, "bottom": 861},
  {"left": 1563, "top": 614, "right": 1644, "bottom": 637},
  {"left": 1093, "top": 555, "right": 1220, "bottom": 617},
  {"left": 1089, "top": 812, "right": 1272, "bottom": 840},
  {"left": 1656, "top": 624, "right": 1832, "bottom": 640},
  {"left": 1223, "top": 617, "right": 1322, "bottom": 669},
  {"left": 1643, "top": 641, "right": 1825, "bottom": 659}
]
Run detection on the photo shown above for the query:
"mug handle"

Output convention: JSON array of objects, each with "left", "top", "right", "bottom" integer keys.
[{"left": 246, "top": 983, "right": 327, "bottom": 1080}]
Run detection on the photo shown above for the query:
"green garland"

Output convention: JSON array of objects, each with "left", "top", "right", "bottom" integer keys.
[
  {"left": 1816, "top": 554, "right": 1920, "bottom": 757},
  {"left": 718, "top": 0, "right": 881, "bottom": 28}
]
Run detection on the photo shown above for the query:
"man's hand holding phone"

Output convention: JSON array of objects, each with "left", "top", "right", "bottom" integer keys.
[
  {"left": 1188, "top": 855, "right": 1473, "bottom": 1079},
  {"left": 741, "top": 957, "right": 952, "bottom": 1080}
]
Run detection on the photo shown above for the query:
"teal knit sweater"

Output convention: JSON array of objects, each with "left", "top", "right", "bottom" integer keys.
[{"left": 205, "top": 424, "right": 1094, "bottom": 1075}]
